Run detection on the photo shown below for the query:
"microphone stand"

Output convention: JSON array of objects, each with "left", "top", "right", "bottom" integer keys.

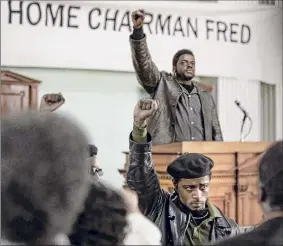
[
  {"left": 240, "top": 114, "right": 247, "bottom": 142},
  {"left": 240, "top": 114, "right": 253, "bottom": 142}
]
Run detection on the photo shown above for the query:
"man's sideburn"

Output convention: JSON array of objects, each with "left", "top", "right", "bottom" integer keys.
[{"left": 177, "top": 176, "right": 210, "bottom": 211}]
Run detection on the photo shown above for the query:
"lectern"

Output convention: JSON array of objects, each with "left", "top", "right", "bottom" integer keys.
[{"left": 119, "top": 141, "right": 272, "bottom": 226}]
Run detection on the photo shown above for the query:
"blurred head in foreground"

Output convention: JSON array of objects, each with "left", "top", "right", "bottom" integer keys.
[
  {"left": 258, "top": 141, "right": 283, "bottom": 215},
  {"left": 69, "top": 182, "right": 162, "bottom": 246},
  {"left": 1, "top": 111, "right": 90, "bottom": 245},
  {"left": 69, "top": 182, "right": 128, "bottom": 245}
]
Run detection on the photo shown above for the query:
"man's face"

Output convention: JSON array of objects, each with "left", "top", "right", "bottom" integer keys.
[
  {"left": 177, "top": 175, "right": 210, "bottom": 211},
  {"left": 174, "top": 54, "right": 195, "bottom": 81}
]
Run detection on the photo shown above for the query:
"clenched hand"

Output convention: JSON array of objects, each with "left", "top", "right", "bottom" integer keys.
[
  {"left": 131, "top": 9, "right": 145, "bottom": 29},
  {"left": 39, "top": 93, "right": 65, "bottom": 112},
  {"left": 133, "top": 99, "right": 158, "bottom": 128}
]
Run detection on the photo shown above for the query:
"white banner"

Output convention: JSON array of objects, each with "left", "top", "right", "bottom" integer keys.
[{"left": 1, "top": 1, "right": 282, "bottom": 84}]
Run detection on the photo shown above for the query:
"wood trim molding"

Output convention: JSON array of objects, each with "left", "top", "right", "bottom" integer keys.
[
  {"left": 1, "top": 70, "right": 41, "bottom": 85},
  {"left": 118, "top": 170, "right": 258, "bottom": 179}
]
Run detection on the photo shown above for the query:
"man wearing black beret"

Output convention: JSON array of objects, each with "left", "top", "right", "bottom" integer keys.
[{"left": 126, "top": 99, "right": 240, "bottom": 245}]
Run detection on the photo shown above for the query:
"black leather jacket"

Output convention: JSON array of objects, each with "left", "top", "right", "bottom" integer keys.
[{"left": 126, "top": 133, "right": 240, "bottom": 245}]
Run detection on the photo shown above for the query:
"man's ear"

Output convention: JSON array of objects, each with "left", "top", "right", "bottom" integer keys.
[{"left": 172, "top": 66, "right": 176, "bottom": 74}]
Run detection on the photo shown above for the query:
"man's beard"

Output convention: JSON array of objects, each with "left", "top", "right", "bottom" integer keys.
[
  {"left": 176, "top": 71, "right": 194, "bottom": 81},
  {"left": 177, "top": 196, "right": 208, "bottom": 216}
]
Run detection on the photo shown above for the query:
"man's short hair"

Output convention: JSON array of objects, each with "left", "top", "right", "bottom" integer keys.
[
  {"left": 259, "top": 141, "right": 283, "bottom": 210},
  {"left": 172, "top": 49, "right": 194, "bottom": 67},
  {"left": 1, "top": 112, "right": 90, "bottom": 244},
  {"left": 69, "top": 182, "right": 128, "bottom": 245}
]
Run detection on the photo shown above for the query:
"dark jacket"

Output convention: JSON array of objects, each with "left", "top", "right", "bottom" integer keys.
[
  {"left": 212, "top": 217, "right": 283, "bottom": 245},
  {"left": 126, "top": 133, "right": 240, "bottom": 245},
  {"left": 130, "top": 35, "right": 223, "bottom": 145}
]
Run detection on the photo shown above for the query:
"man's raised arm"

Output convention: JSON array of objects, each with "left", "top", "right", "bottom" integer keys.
[
  {"left": 130, "top": 10, "right": 160, "bottom": 93},
  {"left": 126, "top": 99, "right": 163, "bottom": 218}
]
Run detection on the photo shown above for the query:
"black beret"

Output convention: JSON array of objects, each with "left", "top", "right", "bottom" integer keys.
[
  {"left": 167, "top": 153, "right": 214, "bottom": 180},
  {"left": 88, "top": 144, "right": 98, "bottom": 157}
]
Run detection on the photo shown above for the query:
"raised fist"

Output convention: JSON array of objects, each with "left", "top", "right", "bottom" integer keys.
[
  {"left": 39, "top": 93, "right": 65, "bottom": 112},
  {"left": 134, "top": 99, "right": 158, "bottom": 128},
  {"left": 131, "top": 9, "right": 145, "bottom": 29}
]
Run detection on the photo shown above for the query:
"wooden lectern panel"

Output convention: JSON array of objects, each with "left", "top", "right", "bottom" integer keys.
[{"left": 119, "top": 141, "right": 272, "bottom": 226}]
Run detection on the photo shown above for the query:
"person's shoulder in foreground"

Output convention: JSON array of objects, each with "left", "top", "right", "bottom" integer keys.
[
  {"left": 212, "top": 140, "right": 283, "bottom": 246},
  {"left": 211, "top": 216, "right": 283, "bottom": 245}
]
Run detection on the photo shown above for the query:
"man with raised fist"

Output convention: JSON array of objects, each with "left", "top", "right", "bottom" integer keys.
[
  {"left": 130, "top": 10, "right": 223, "bottom": 145},
  {"left": 127, "top": 99, "right": 239, "bottom": 245}
]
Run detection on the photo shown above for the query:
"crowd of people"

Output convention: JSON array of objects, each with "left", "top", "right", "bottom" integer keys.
[
  {"left": 1, "top": 102, "right": 162, "bottom": 245},
  {"left": 1, "top": 8, "right": 282, "bottom": 246}
]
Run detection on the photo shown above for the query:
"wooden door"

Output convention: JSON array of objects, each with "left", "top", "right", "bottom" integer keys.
[
  {"left": 199, "top": 83, "right": 213, "bottom": 93},
  {"left": 1, "top": 70, "right": 40, "bottom": 115},
  {"left": 1, "top": 84, "right": 30, "bottom": 115}
]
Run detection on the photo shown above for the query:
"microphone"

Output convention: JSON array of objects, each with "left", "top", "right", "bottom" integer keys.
[{"left": 234, "top": 100, "right": 250, "bottom": 118}]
